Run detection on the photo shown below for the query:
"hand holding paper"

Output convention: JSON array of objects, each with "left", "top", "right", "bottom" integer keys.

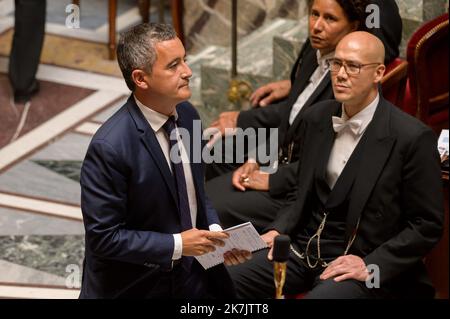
[{"left": 195, "top": 222, "right": 267, "bottom": 269}]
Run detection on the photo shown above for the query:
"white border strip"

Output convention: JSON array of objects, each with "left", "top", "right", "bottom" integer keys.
[
  {"left": 95, "top": 7, "right": 141, "bottom": 34},
  {"left": 46, "top": 22, "right": 108, "bottom": 43},
  {"left": 0, "top": 90, "right": 124, "bottom": 171},
  {"left": 0, "top": 192, "right": 82, "bottom": 221},
  {"left": 74, "top": 122, "right": 101, "bottom": 136},
  {"left": 0, "top": 284, "right": 80, "bottom": 299},
  {"left": 46, "top": 6, "right": 141, "bottom": 42},
  {"left": 0, "top": 57, "right": 129, "bottom": 93}
]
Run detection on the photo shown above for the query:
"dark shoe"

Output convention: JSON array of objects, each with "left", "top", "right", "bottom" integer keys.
[{"left": 14, "top": 81, "right": 40, "bottom": 104}]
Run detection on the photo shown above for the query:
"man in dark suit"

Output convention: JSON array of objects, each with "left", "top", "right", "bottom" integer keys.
[
  {"left": 227, "top": 31, "right": 444, "bottom": 299},
  {"left": 79, "top": 23, "right": 248, "bottom": 299}
]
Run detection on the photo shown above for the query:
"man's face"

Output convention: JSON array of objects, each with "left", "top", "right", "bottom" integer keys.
[
  {"left": 309, "top": 0, "right": 357, "bottom": 55},
  {"left": 147, "top": 37, "right": 192, "bottom": 105},
  {"left": 331, "top": 43, "right": 383, "bottom": 107}
]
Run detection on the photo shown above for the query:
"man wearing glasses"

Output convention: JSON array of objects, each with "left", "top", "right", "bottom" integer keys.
[{"left": 227, "top": 31, "right": 444, "bottom": 299}]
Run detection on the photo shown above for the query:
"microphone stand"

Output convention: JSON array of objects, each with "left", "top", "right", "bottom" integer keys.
[
  {"left": 274, "top": 262, "right": 287, "bottom": 299},
  {"left": 273, "top": 235, "right": 290, "bottom": 299}
]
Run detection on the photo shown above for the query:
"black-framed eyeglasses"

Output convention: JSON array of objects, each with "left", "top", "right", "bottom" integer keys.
[{"left": 327, "top": 58, "right": 381, "bottom": 75}]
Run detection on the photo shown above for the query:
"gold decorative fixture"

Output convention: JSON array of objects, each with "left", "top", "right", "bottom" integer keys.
[
  {"left": 227, "top": 79, "right": 252, "bottom": 106},
  {"left": 227, "top": 0, "right": 252, "bottom": 109}
]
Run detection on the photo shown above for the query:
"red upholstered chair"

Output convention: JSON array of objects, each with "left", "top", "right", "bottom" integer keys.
[
  {"left": 404, "top": 13, "right": 449, "bottom": 133},
  {"left": 381, "top": 58, "right": 408, "bottom": 111}
]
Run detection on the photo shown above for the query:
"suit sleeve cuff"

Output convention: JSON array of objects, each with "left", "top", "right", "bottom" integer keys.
[
  {"left": 209, "top": 224, "right": 223, "bottom": 232},
  {"left": 172, "top": 233, "right": 183, "bottom": 260}
]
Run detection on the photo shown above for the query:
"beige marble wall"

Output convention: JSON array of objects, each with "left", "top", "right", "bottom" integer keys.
[
  {"left": 183, "top": 0, "right": 308, "bottom": 53},
  {"left": 398, "top": 0, "right": 448, "bottom": 57}
]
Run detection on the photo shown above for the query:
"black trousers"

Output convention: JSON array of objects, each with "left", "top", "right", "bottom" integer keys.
[
  {"left": 206, "top": 171, "right": 288, "bottom": 233},
  {"left": 8, "top": 0, "right": 46, "bottom": 98},
  {"left": 227, "top": 248, "right": 390, "bottom": 299}
]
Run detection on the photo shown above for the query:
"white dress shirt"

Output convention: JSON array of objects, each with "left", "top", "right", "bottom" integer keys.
[
  {"left": 135, "top": 97, "right": 221, "bottom": 261},
  {"left": 289, "top": 50, "right": 335, "bottom": 125},
  {"left": 326, "top": 94, "right": 379, "bottom": 189}
]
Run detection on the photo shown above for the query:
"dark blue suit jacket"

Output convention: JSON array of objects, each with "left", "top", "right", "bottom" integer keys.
[{"left": 79, "top": 96, "right": 234, "bottom": 298}]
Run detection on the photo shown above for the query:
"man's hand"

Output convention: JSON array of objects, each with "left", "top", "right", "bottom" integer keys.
[
  {"left": 181, "top": 228, "right": 229, "bottom": 256},
  {"left": 232, "top": 161, "right": 260, "bottom": 191},
  {"left": 249, "top": 80, "right": 291, "bottom": 107},
  {"left": 224, "top": 249, "right": 252, "bottom": 266},
  {"left": 261, "top": 230, "right": 280, "bottom": 260},
  {"left": 320, "top": 255, "right": 369, "bottom": 282}
]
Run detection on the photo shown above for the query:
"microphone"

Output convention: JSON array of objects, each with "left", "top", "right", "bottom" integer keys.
[{"left": 273, "top": 235, "right": 290, "bottom": 299}]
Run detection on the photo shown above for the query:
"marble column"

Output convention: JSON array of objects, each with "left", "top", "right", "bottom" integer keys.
[{"left": 395, "top": 0, "right": 448, "bottom": 57}]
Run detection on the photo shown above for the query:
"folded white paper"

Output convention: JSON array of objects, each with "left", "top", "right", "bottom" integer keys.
[{"left": 195, "top": 222, "right": 267, "bottom": 270}]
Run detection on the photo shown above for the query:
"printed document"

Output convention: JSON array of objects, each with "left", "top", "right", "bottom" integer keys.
[{"left": 195, "top": 222, "right": 267, "bottom": 269}]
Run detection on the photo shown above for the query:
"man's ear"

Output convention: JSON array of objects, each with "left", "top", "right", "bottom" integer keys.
[
  {"left": 374, "top": 64, "right": 386, "bottom": 83},
  {"left": 131, "top": 70, "right": 150, "bottom": 90}
]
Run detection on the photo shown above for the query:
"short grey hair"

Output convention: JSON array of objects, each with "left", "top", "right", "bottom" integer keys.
[{"left": 117, "top": 23, "right": 177, "bottom": 91}]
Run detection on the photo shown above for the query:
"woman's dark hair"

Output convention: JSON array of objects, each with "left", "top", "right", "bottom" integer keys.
[{"left": 308, "top": 0, "right": 370, "bottom": 31}]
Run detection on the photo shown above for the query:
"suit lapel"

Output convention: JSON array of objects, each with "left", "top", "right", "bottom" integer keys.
[
  {"left": 285, "top": 73, "right": 331, "bottom": 145},
  {"left": 303, "top": 103, "right": 340, "bottom": 200},
  {"left": 315, "top": 111, "right": 337, "bottom": 183},
  {"left": 303, "top": 74, "right": 331, "bottom": 111},
  {"left": 140, "top": 131, "right": 179, "bottom": 205},
  {"left": 345, "top": 99, "right": 396, "bottom": 239},
  {"left": 127, "top": 98, "right": 179, "bottom": 206},
  {"left": 280, "top": 45, "right": 318, "bottom": 132},
  {"left": 288, "top": 46, "right": 318, "bottom": 104}
]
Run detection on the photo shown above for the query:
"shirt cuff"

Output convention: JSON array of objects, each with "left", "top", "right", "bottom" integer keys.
[
  {"left": 172, "top": 233, "right": 183, "bottom": 260},
  {"left": 209, "top": 224, "right": 223, "bottom": 232}
]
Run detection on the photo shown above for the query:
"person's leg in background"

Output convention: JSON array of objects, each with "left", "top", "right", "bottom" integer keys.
[
  {"left": 226, "top": 248, "right": 314, "bottom": 299},
  {"left": 9, "top": 0, "right": 46, "bottom": 103},
  {"left": 304, "top": 276, "right": 391, "bottom": 299}
]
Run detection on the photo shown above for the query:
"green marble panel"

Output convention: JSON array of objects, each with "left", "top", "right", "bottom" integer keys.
[
  {"left": 33, "top": 160, "right": 82, "bottom": 183},
  {"left": 0, "top": 235, "right": 84, "bottom": 278}
]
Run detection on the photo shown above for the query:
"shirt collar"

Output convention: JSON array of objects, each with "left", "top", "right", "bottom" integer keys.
[
  {"left": 341, "top": 93, "right": 380, "bottom": 134},
  {"left": 317, "top": 50, "right": 335, "bottom": 72},
  {"left": 134, "top": 95, "right": 178, "bottom": 132}
]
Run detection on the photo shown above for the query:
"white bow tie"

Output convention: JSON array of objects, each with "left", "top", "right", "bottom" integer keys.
[{"left": 332, "top": 116, "right": 363, "bottom": 135}]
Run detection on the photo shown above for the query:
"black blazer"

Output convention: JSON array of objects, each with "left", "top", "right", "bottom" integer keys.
[
  {"left": 79, "top": 96, "right": 235, "bottom": 298},
  {"left": 268, "top": 98, "right": 444, "bottom": 295}
]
